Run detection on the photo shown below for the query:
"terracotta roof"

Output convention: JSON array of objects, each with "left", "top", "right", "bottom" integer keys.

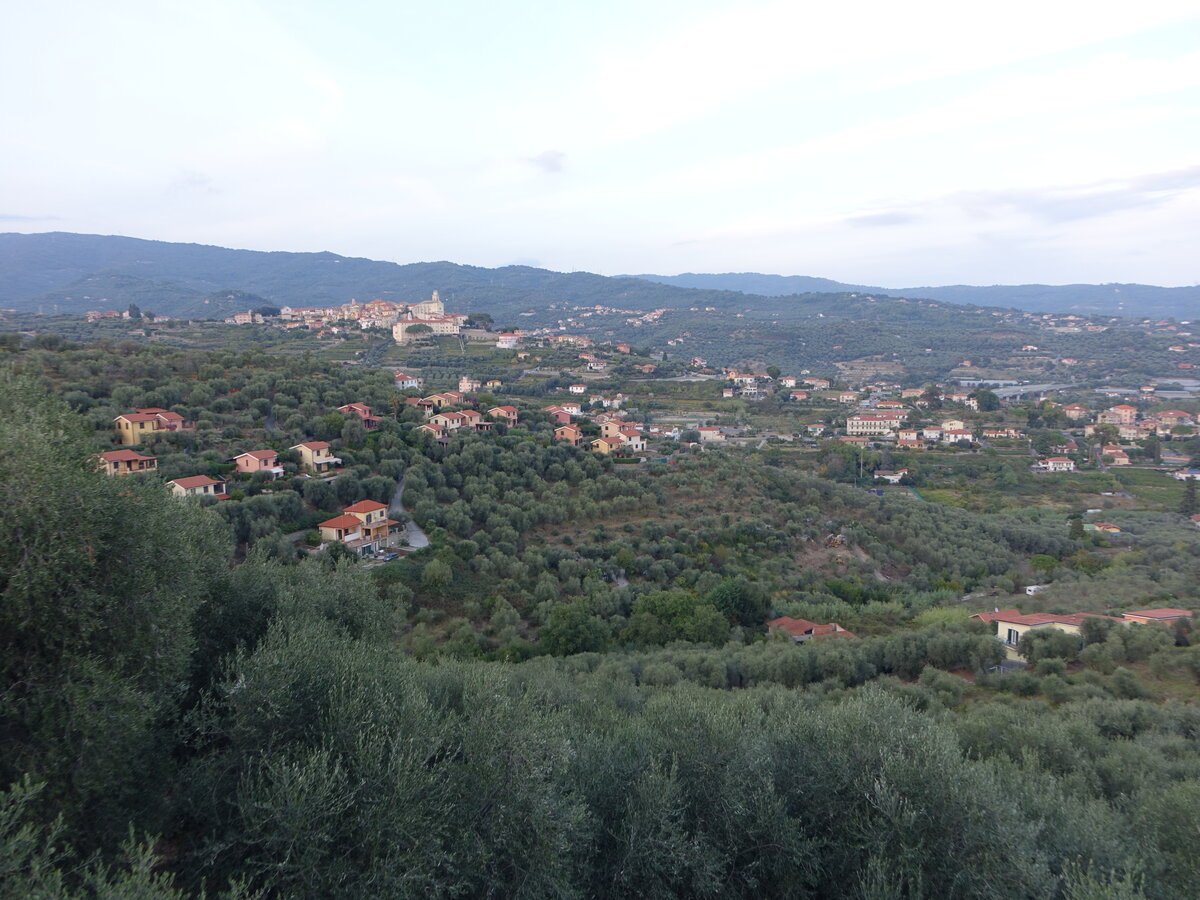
[
  {"left": 767, "top": 616, "right": 818, "bottom": 636},
  {"left": 1123, "top": 608, "right": 1193, "bottom": 619},
  {"left": 99, "top": 449, "right": 155, "bottom": 462},
  {"left": 970, "top": 609, "right": 1022, "bottom": 623},
  {"left": 343, "top": 500, "right": 387, "bottom": 513},
  {"left": 318, "top": 514, "right": 362, "bottom": 529},
  {"left": 234, "top": 449, "right": 277, "bottom": 460},
  {"left": 293, "top": 441, "right": 330, "bottom": 451},
  {"left": 170, "top": 475, "right": 221, "bottom": 490},
  {"left": 809, "top": 624, "right": 856, "bottom": 639},
  {"left": 992, "top": 611, "right": 1119, "bottom": 627},
  {"left": 115, "top": 412, "right": 161, "bottom": 423}
]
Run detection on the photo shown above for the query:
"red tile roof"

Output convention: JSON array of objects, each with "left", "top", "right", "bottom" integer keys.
[
  {"left": 293, "top": 441, "right": 330, "bottom": 451},
  {"left": 993, "top": 611, "right": 1119, "bottom": 627},
  {"left": 767, "top": 616, "right": 819, "bottom": 637},
  {"left": 234, "top": 449, "right": 277, "bottom": 460},
  {"left": 342, "top": 500, "right": 387, "bottom": 513},
  {"left": 1123, "top": 608, "right": 1193, "bottom": 620},
  {"left": 99, "top": 449, "right": 155, "bottom": 462},
  {"left": 318, "top": 514, "right": 362, "bottom": 529},
  {"left": 970, "top": 609, "right": 1022, "bottom": 623},
  {"left": 170, "top": 475, "right": 221, "bottom": 490}
]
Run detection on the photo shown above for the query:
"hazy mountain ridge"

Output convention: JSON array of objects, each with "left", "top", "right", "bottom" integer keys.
[
  {"left": 630, "top": 272, "right": 1200, "bottom": 318},
  {"left": 0, "top": 232, "right": 753, "bottom": 321},
  {"left": 2, "top": 232, "right": 1194, "bottom": 322}
]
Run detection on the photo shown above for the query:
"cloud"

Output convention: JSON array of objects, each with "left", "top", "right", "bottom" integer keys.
[
  {"left": 528, "top": 150, "right": 566, "bottom": 174},
  {"left": 0, "top": 213, "right": 58, "bottom": 221},
  {"left": 168, "top": 170, "right": 219, "bottom": 194},
  {"left": 846, "top": 211, "right": 921, "bottom": 228},
  {"left": 956, "top": 165, "right": 1200, "bottom": 223}
]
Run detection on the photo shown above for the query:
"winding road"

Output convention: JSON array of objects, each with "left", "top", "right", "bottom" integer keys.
[{"left": 389, "top": 472, "right": 429, "bottom": 549}]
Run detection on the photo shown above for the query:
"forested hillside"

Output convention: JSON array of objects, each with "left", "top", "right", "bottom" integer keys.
[
  {"left": 4, "top": 334, "right": 1200, "bottom": 897},
  {"left": 633, "top": 272, "right": 1200, "bottom": 318}
]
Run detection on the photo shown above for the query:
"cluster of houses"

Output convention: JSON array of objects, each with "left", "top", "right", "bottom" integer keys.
[
  {"left": 1070, "top": 403, "right": 1196, "bottom": 440},
  {"left": 261, "top": 291, "right": 465, "bottom": 338},
  {"left": 972, "top": 607, "right": 1193, "bottom": 661}
]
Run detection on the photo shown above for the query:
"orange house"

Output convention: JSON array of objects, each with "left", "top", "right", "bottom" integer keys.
[
  {"left": 554, "top": 425, "right": 583, "bottom": 446},
  {"left": 338, "top": 403, "right": 381, "bottom": 429},
  {"left": 488, "top": 405, "right": 519, "bottom": 425}
]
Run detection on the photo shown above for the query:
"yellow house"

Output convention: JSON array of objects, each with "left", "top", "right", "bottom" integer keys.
[
  {"left": 113, "top": 408, "right": 192, "bottom": 445},
  {"left": 291, "top": 441, "right": 341, "bottom": 474},
  {"left": 590, "top": 436, "right": 622, "bottom": 455},
  {"left": 991, "top": 611, "right": 1120, "bottom": 660},
  {"left": 97, "top": 449, "right": 157, "bottom": 476}
]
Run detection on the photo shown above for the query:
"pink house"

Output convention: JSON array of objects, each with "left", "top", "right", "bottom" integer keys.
[{"left": 231, "top": 449, "right": 285, "bottom": 477}]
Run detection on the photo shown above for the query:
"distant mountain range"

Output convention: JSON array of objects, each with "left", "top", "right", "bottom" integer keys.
[
  {"left": 628, "top": 273, "right": 1200, "bottom": 319},
  {"left": 1, "top": 232, "right": 1195, "bottom": 322},
  {"left": 0, "top": 232, "right": 753, "bottom": 322}
]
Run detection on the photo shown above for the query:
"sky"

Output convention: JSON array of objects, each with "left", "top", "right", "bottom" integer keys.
[{"left": 3, "top": 0, "right": 1200, "bottom": 287}]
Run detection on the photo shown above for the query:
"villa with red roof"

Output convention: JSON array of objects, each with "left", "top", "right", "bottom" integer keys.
[
  {"left": 291, "top": 441, "right": 341, "bottom": 474},
  {"left": 231, "top": 450, "right": 285, "bottom": 477},
  {"left": 97, "top": 449, "right": 157, "bottom": 476},
  {"left": 318, "top": 499, "right": 399, "bottom": 556},
  {"left": 767, "top": 616, "right": 856, "bottom": 642},
  {"left": 168, "top": 475, "right": 226, "bottom": 500},
  {"left": 113, "top": 408, "right": 193, "bottom": 445},
  {"left": 338, "top": 403, "right": 381, "bottom": 430}
]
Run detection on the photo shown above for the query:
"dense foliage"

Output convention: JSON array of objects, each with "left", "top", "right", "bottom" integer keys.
[{"left": 4, "top": 350, "right": 1200, "bottom": 898}]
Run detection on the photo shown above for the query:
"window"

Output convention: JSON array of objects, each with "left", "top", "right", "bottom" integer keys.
[{"left": 1006, "top": 628, "right": 1020, "bottom": 646}]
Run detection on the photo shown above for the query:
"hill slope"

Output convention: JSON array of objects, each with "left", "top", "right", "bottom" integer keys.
[{"left": 630, "top": 272, "right": 1200, "bottom": 318}]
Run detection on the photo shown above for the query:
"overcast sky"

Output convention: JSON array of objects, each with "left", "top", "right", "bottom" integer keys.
[{"left": 3, "top": 1, "right": 1199, "bottom": 286}]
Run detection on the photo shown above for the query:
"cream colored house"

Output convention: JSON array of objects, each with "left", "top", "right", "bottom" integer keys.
[
  {"left": 291, "top": 441, "right": 341, "bottom": 474},
  {"left": 168, "top": 475, "right": 225, "bottom": 499}
]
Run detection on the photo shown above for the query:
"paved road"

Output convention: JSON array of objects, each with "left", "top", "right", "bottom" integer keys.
[
  {"left": 390, "top": 472, "right": 430, "bottom": 549},
  {"left": 993, "top": 382, "right": 1080, "bottom": 399}
]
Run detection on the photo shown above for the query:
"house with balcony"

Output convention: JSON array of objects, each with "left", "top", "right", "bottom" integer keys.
[
  {"left": 113, "top": 408, "right": 193, "bottom": 445},
  {"left": 318, "top": 499, "right": 400, "bottom": 556},
  {"left": 1036, "top": 457, "right": 1076, "bottom": 472},
  {"left": 291, "top": 441, "right": 341, "bottom": 474},
  {"left": 97, "top": 449, "right": 158, "bottom": 476}
]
